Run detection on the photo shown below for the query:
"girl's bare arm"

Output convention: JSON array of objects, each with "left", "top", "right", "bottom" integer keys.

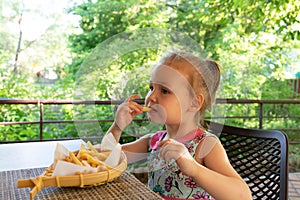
[
  {"left": 121, "top": 134, "right": 151, "bottom": 163},
  {"left": 191, "top": 138, "right": 252, "bottom": 200},
  {"left": 158, "top": 138, "right": 252, "bottom": 200}
]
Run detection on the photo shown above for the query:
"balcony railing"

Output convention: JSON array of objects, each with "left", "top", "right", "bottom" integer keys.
[{"left": 0, "top": 99, "right": 299, "bottom": 144}]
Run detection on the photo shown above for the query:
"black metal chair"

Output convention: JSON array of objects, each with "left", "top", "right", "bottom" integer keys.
[{"left": 208, "top": 121, "right": 289, "bottom": 200}]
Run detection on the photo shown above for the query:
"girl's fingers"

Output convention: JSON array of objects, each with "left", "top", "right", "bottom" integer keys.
[
  {"left": 158, "top": 140, "right": 177, "bottom": 160},
  {"left": 160, "top": 146, "right": 181, "bottom": 163},
  {"left": 114, "top": 95, "right": 143, "bottom": 131},
  {"left": 126, "top": 94, "right": 141, "bottom": 102},
  {"left": 158, "top": 139, "right": 189, "bottom": 162},
  {"left": 161, "top": 150, "right": 173, "bottom": 163},
  {"left": 125, "top": 94, "right": 143, "bottom": 113},
  {"left": 127, "top": 102, "right": 143, "bottom": 113},
  {"left": 157, "top": 139, "right": 172, "bottom": 148}
]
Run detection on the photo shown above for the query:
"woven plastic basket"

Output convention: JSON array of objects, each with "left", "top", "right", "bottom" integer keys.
[{"left": 18, "top": 151, "right": 127, "bottom": 200}]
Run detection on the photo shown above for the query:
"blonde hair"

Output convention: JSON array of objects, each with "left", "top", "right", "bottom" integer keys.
[{"left": 159, "top": 51, "right": 221, "bottom": 128}]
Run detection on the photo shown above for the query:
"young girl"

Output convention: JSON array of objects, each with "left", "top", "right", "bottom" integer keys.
[{"left": 106, "top": 51, "right": 252, "bottom": 200}]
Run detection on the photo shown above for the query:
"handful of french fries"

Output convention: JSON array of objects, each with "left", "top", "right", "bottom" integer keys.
[{"left": 45, "top": 141, "right": 113, "bottom": 177}]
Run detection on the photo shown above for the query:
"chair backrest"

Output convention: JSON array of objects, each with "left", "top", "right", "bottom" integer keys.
[{"left": 208, "top": 121, "right": 289, "bottom": 200}]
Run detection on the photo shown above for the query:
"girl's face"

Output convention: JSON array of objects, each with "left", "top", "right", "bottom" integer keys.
[{"left": 145, "top": 64, "right": 195, "bottom": 125}]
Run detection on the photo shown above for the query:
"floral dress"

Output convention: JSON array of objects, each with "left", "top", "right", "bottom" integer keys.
[{"left": 148, "top": 129, "right": 216, "bottom": 200}]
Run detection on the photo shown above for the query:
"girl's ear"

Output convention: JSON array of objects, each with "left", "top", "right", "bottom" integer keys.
[{"left": 189, "top": 94, "right": 204, "bottom": 112}]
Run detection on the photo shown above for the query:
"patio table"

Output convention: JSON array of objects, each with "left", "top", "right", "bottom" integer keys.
[{"left": 0, "top": 140, "right": 163, "bottom": 199}]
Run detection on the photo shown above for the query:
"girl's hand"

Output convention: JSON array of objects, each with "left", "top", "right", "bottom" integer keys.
[
  {"left": 157, "top": 139, "right": 198, "bottom": 177},
  {"left": 114, "top": 94, "right": 143, "bottom": 131}
]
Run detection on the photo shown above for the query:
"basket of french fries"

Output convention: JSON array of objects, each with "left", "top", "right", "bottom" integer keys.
[{"left": 17, "top": 133, "right": 127, "bottom": 200}]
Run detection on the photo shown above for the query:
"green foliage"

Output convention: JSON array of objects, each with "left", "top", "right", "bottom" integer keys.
[
  {"left": 66, "top": 0, "right": 300, "bottom": 99},
  {"left": 0, "top": 0, "right": 299, "bottom": 144}
]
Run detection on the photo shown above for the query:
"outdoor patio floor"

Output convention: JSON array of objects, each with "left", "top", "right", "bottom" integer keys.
[{"left": 289, "top": 173, "right": 300, "bottom": 200}]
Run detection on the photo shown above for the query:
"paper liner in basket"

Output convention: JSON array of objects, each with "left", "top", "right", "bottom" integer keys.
[
  {"left": 52, "top": 132, "right": 121, "bottom": 176},
  {"left": 17, "top": 133, "right": 127, "bottom": 200}
]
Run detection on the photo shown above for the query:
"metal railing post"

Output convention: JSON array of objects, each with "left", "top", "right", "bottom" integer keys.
[
  {"left": 39, "top": 101, "right": 43, "bottom": 141},
  {"left": 259, "top": 102, "right": 263, "bottom": 129}
]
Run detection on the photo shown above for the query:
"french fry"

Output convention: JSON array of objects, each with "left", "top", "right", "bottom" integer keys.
[
  {"left": 99, "top": 151, "right": 111, "bottom": 157},
  {"left": 142, "top": 107, "right": 151, "bottom": 112},
  {"left": 78, "top": 152, "right": 90, "bottom": 160},
  {"left": 56, "top": 141, "right": 112, "bottom": 172},
  {"left": 65, "top": 156, "right": 72, "bottom": 162},
  {"left": 86, "top": 154, "right": 105, "bottom": 167},
  {"left": 45, "top": 168, "right": 53, "bottom": 176},
  {"left": 86, "top": 141, "right": 97, "bottom": 153},
  {"left": 80, "top": 143, "right": 85, "bottom": 150},
  {"left": 69, "top": 152, "right": 83, "bottom": 166},
  {"left": 77, "top": 144, "right": 86, "bottom": 158},
  {"left": 82, "top": 160, "right": 91, "bottom": 167},
  {"left": 94, "top": 152, "right": 110, "bottom": 161}
]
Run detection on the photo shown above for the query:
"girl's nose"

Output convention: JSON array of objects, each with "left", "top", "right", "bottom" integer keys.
[{"left": 146, "top": 90, "right": 157, "bottom": 105}]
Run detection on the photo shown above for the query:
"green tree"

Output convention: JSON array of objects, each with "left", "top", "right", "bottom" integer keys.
[
  {"left": 67, "top": 0, "right": 300, "bottom": 100},
  {"left": 1, "top": 0, "right": 299, "bottom": 142}
]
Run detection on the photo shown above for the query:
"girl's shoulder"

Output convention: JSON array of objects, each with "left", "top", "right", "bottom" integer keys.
[
  {"left": 204, "top": 130, "right": 219, "bottom": 139},
  {"left": 194, "top": 130, "right": 221, "bottom": 163},
  {"left": 197, "top": 130, "right": 220, "bottom": 146}
]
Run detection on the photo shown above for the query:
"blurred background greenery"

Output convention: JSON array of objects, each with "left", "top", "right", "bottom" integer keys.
[{"left": 0, "top": 0, "right": 299, "bottom": 170}]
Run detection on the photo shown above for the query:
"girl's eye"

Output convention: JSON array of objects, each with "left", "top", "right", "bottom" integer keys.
[
  {"left": 161, "top": 88, "right": 170, "bottom": 94},
  {"left": 149, "top": 85, "right": 154, "bottom": 91}
]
